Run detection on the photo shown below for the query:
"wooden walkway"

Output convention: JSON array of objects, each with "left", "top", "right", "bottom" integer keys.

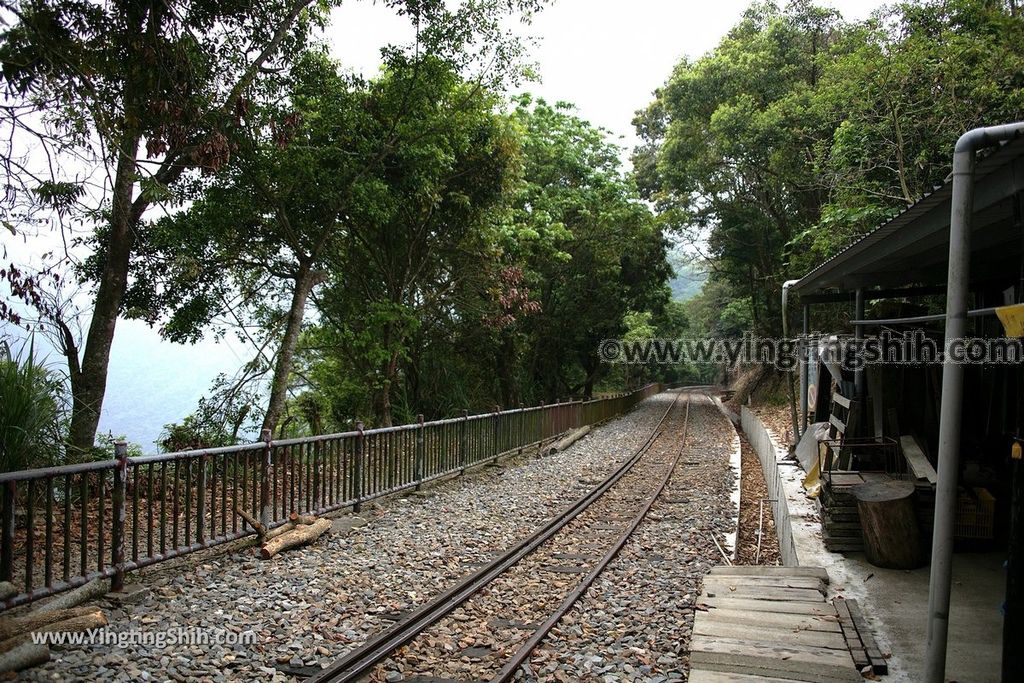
[{"left": 689, "top": 566, "right": 864, "bottom": 682}]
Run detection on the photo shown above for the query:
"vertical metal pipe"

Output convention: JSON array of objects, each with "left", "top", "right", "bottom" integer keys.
[
  {"left": 801, "top": 304, "right": 811, "bottom": 433},
  {"left": 111, "top": 441, "right": 128, "bottom": 592},
  {"left": 353, "top": 422, "right": 364, "bottom": 513},
  {"left": 260, "top": 429, "right": 272, "bottom": 528},
  {"left": 926, "top": 121, "right": 1024, "bottom": 683},
  {"left": 414, "top": 415, "right": 425, "bottom": 490},
  {"left": 854, "top": 288, "right": 866, "bottom": 399}
]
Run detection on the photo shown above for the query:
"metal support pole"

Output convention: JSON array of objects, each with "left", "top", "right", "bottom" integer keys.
[
  {"left": 854, "top": 288, "right": 866, "bottom": 399},
  {"left": 111, "top": 441, "right": 128, "bottom": 592},
  {"left": 926, "top": 121, "right": 1024, "bottom": 683},
  {"left": 353, "top": 422, "right": 364, "bottom": 513},
  {"left": 196, "top": 453, "right": 206, "bottom": 545},
  {"left": 801, "top": 304, "right": 811, "bottom": 432},
  {"left": 459, "top": 410, "right": 468, "bottom": 474},
  {"left": 414, "top": 414, "right": 425, "bottom": 489},
  {"left": 259, "top": 428, "right": 272, "bottom": 528}
]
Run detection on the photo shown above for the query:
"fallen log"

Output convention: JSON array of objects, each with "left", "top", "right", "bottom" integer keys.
[
  {"left": 31, "top": 609, "right": 107, "bottom": 637},
  {"left": 0, "top": 606, "right": 98, "bottom": 642},
  {"left": 0, "top": 641, "right": 49, "bottom": 673},
  {"left": 264, "top": 522, "right": 297, "bottom": 541},
  {"left": 261, "top": 518, "right": 331, "bottom": 559},
  {"left": 289, "top": 512, "right": 319, "bottom": 525},
  {"left": 33, "top": 578, "right": 107, "bottom": 613},
  {"left": 0, "top": 582, "right": 16, "bottom": 601},
  {"left": 547, "top": 426, "right": 592, "bottom": 455}
]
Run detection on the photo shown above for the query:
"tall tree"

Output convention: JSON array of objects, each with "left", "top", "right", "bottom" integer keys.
[
  {"left": 0, "top": 0, "right": 334, "bottom": 454},
  {"left": 634, "top": 0, "right": 850, "bottom": 333},
  {"left": 510, "top": 96, "right": 670, "bottom": 399},
  {"left": 1, "top": 0, "right": 544, "bottom": 454}
]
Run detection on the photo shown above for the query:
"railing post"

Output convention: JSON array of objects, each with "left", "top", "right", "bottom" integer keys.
[
  {"left": 260, "top": 429, "right": 272, "bottom": 528},
  {"left": 196, "top": 453, "right": 207, "bottom": 546},
  {"left": 111, "top": 441, "right": 128, "bottom": 592},
  {"left": 518, "top": 403, "right": 525, "bottom": 455},
  {"left": 1, "top": 480, "right": 15, "bottom": 583},
  {"left": 492, "top": 410, "right": 501, "bottom": 464},
  {"left": 414, "top": 414, "right": 425, "bottom": 490},
  {"left": 353, "top": 422, "right": 364, "bottom": 513},
  {"left": 459, "top": 410, "right": 468, "bottom": 474}
]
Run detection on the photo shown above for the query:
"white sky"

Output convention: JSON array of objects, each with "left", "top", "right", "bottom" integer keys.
[{"left": 328, "top": 0, "right": 886, "bottom": 158}]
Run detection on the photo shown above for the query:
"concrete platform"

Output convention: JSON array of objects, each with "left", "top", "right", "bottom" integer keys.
[
  {"left": 690, "top": 567, "right": 862, "bottom": 682},
  {"left": 740, "top": 407, "right": 1005, "bottom": 681}
]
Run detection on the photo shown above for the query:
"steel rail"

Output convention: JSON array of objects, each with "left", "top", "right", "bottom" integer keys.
[
  {"left": 307, "top": 389, "right": 688, "bottom": 683},
  {"left": 489, "top": 392, "right": 697, "bottom": 682}
]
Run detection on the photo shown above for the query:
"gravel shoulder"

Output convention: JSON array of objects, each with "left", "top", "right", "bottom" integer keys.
[{"left": 21, "top": 395, "right": 675, "bottom": 683}]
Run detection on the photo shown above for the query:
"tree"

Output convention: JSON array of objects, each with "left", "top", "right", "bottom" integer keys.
[
  {"left": 0, "top": 0, "right": 544, "bottom": 454},
  {"left": 635, "top": 0, "right": 851, "bottom": 333},
  {"left": 803, "top": 0, "right": 1024, "bottom": 264},
  {"left": 0, "top": 0, "right": 334, "bottom": 455},
  {"left": 509, "top": 96, "right": 670, "bottom": 400}
]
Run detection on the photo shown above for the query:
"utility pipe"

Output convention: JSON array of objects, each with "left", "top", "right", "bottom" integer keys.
[
  {"left": 854, "top": 288, "right": 866, "bottom": 398},
  {"left": 926, "top": 121, "right": 1024, "bottom": 683},
  {"left": 782, "top": 280, "right": 801, "bottom": 440},
  {"left": 801, "top": 304, "right": 810, "bottom": 433}
]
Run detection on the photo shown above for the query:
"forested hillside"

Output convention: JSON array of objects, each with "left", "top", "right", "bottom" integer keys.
[{"left": 636, "top": 0, "right": 1024, "bottom": 336}]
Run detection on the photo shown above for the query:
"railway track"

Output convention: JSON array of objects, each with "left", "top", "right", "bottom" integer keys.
[{"left": 308, "top": 388, "right": 702, "bottom": 683}]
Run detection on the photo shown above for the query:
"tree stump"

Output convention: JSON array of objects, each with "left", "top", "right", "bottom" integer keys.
[{"left": 852, "top": 479, "right": 924, "bottom": 569}]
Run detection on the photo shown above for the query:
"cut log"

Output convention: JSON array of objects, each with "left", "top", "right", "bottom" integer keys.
[
  {"left": 852, "top": 479, "right": 924, "bottom": 569},
  {"left": 33, "top": 578, "right": 107, "bottom": 613},
  {"left": 289, "top": 512, "right": 319, "bottom": 525},
  {"left": 260, "top": 518, "right": 331, "bottom": 559},
  {"left": 0, "top": 641, "right": 49, "bottom": 673},
  {"left": 0, "top": 606, "right": 99, "bottom": 641},
  {"left": 263, "top": 522, "right": 297, "bottom": 541},
  {"left": 548, "top": 426, "right": 592, "bottom": 455},
  {"left": 0, "top": 582, "right": 17, "bottom": 601},
  {"left": 31, "top": 609, "right": 107, "bottom": 636}
]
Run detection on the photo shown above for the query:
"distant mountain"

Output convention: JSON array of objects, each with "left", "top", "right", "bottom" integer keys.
[{"left": 667, "top": 250, "right": 707, "bottom": 301}]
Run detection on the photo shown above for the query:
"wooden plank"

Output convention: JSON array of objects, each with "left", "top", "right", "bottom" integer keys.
[
  {"left": 900, "top": 435, "right": 937, "bottom": 485},
  {"left": 700, "top": 586, "right": 826, "bottom": 603},
  {"left": 693, "top": 620, "right": 849, "bottom": 650},
  {"left": 688, "top": 669, "right": 795, "bottom": 683},
  {"left": 706, "top": 566, "right": 830, "bottom": 583},
  {"left": 701, "top": 608, "right": 842, "bottom": 633},
  {"left": 845, "top": 599, "right": 889, "bottom": 675},
  {"left": 699, "top": 597, "right": 837, "bottom": 616},
  {"left": 690, "top": 639, "right": 861, "bottom": 682},
  {"left": 686, "top": 670, "right": 777, "bottom": 683},
  {"left": 832, "top": 599, "right": 870, "bottom": 671},
  {"left": 702, "top": 575, "right": 826, "bottom": 592},
  {"left": 829, "top": 415, "right": 847, "bottom": 434}
]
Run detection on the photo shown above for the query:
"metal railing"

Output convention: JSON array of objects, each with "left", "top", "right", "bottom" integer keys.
[{"left": 0, "top": 383, "right": 663, "bottom": 610}]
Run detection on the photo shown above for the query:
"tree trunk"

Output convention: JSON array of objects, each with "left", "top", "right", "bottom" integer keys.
[
  {"left": 67, "top": 135, "right": 141, "bottom": 457},
  {"left": 852, "top": 479, "right": 924, "bottom": 569},
  {"left": 372, "top": 348, "right": 400, "bottom": 427},
  {"left": 262, "top": 262, "right": 320, "bottom": 434}
]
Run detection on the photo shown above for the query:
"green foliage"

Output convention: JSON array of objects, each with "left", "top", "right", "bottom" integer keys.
[
  {"left": 639, "top": 0, "right": 1024, "bottom": 339},
  {"left": 0, "top": 339, "right": 65, "bottom": 472}
]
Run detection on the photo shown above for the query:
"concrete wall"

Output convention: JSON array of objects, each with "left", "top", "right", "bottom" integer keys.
[{"left": 740, "top": 406, "right": 799, "bottom": 565}]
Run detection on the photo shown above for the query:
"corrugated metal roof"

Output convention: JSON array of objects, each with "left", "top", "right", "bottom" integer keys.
[{"left": 793, "top": 136, "right": 1024, "bottom": 294}]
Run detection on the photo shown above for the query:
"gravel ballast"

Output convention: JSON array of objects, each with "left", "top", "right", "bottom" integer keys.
[{"left": 21, "top": 395, "right": 678, "bottom": 683}]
